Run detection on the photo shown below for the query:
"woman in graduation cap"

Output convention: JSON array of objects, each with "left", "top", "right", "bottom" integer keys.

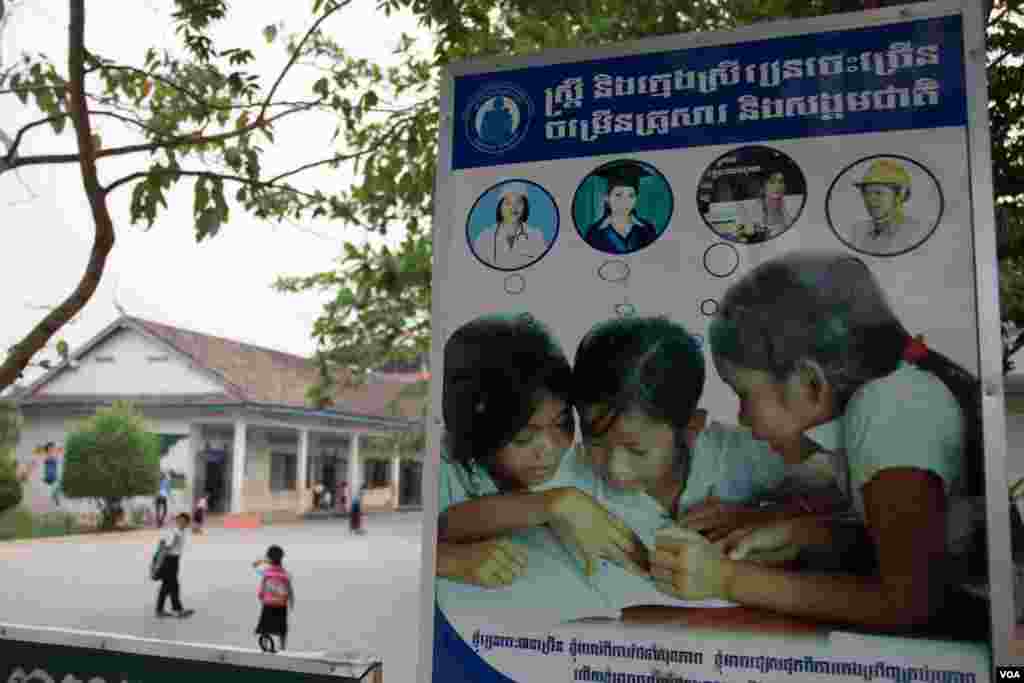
[
  {"left": 583, "top": 162, "right": 660, "bottom": 255},
  {"left": 472, "top": 183, "right": 549, "bottom": 270}
]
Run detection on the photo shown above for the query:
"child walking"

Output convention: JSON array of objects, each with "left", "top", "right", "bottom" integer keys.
[
  {"left": 651, "top": 251, "right": 985, "bottom": 637},
  {"left": 349, "top": 484, "right": 367, "bottom": 534},
  {"left": 155, "top": 512, "right": 195, "bottom": 618},
  {"left": 193, "top": 491, "right": 209, "bottom": 534},
  {"left": 155, "top": 471, "right": 171, "bottom": 528},
  {"left": 253, "top": 545, "right": 294, "bottom": 651}
]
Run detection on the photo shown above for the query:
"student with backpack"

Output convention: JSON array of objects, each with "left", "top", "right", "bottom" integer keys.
[
  {"left": 349, "top": 484, "right": 367, "bottom": 534},
  {"left": 253, "top": 545, "right": 294, "bottom": 652},
  {"left": 154, "top": 513, "right": 195, "bottom": 618},
  {"left": 155, "top": 471, "right": 171, "bottom": 528},
  {"left": 193, "top": 491, "right": 209, "bottom": 534}
]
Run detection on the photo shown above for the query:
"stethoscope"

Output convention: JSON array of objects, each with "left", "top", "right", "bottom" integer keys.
[{"left": 493, "top": 221, "right": 529, "bottom": 263}]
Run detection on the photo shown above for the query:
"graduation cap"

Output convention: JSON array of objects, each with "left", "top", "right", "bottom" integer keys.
[{"left": 592, "top": 162, "right": 652, "bottom": 192}]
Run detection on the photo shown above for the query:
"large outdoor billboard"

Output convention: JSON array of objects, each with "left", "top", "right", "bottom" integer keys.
[{"left": 421, "top": 1, "right": 1010, "bottom": 681}]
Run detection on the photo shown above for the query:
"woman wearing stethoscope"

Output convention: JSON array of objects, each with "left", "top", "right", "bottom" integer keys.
[{"left": 473, "top": 184, "right": 548, "bottom": 270}]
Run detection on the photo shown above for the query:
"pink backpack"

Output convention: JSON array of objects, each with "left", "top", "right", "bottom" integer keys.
[{"left": 259, "top": 565, "right": 291, "bottom": 608}]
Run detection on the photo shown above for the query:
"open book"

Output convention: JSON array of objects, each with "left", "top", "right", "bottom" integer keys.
[{"left": 436, "top": 526, "right": 735, "bottom": 628}]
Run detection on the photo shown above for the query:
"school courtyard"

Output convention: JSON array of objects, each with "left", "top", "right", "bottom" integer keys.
[{"left": 0, "top": 512, "right": 426, "bottom": 682}]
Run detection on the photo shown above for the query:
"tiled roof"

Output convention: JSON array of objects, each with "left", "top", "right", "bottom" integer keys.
[
  {"left": 28, "top": 316, "right": 426, "bottom": 420},
  {"left": 19, "top": 393, "right": 234, "bottom": 406}
]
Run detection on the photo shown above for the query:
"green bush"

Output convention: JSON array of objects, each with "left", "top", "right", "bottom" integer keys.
[
  {"left": 32, "top": 511, "right": 77, "bottom": 538},
  {"left": 0, "top": 401, "right": 23, "bottom": 515},
  {"left": 63, "top": 402, "right": 161, "bottom": 530},
  {"left": 130, "top": 505, "right": 147, "bottom": 526},
  {"left": 0, "top": 505, "right": 33, "bottom": 541}
]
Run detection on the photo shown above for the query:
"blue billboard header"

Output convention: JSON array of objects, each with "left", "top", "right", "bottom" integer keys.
[{"left": 451, "top": 15, "right": 966, "bottom": 169}]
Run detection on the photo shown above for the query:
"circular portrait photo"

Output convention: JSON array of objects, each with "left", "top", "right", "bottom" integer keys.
[
  {"left": 697, "top": 145, "right": 807, "bottom": 244},
  {"left": 466, "top": 180, "right": 559, "bottom": 272},
  {"left": 826, "top": 155, "right": 944, "bottom": 257},
  {"left": 572, "top": 159, "right": 674, "bottom": 255}
]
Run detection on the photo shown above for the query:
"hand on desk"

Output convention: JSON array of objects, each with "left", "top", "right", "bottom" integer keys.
[
  {"left": 719, "top": 517, "right": 830, "bottom": 564},
  {"left": 546, "top": 487, "right": 649, "bottom": 578},
  {"left": 651, "top": 526, "right": 734, "bottom": 600},
  {"left": 680, "top": 498, "right": 790, "bottom": 541},
  {"left": 437, "top": 539, "right": 528, "bottom": 588},
  {"left": 721, "top": 524, "right": 801, "bottom": 565},
  {"left": 651, "top": 518, "right": 836, "bottom": 600}
]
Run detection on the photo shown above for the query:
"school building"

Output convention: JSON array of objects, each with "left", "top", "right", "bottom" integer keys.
[{"left": 12, "top": 315, "right": 425, "bottom": 522}]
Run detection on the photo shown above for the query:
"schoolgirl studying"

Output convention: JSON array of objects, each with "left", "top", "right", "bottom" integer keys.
[
  {"left": 434, "top": 312, "right": 848, "bottom": 624},
  {"left": 650, "top": 250, "right": 986, "bottom": 638}
]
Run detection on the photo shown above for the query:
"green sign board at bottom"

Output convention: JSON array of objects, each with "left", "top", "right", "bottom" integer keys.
[{"left": 1, "top": 638, "right": 382, "bottom": 683}]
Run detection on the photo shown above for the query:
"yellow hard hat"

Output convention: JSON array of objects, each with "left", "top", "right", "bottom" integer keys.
[{"left": 854, "top": 159, "right": 911, "bottom": 188}]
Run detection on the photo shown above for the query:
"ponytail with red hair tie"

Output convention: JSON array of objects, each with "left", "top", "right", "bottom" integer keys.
[{"left": 903, "top": 334, "right": 928, "bottom": 363}]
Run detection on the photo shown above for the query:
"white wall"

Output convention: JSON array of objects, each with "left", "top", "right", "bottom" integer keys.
[
  {"left": 246, "top": 429, "right": 273, "bottom": 482},
  {"left": 160, "top": 437, "right": 196, "bottom": 517},
  {"left": 42, "top": 328, "right": 223, "bottom": 395},
  {"left": 14, "top": 414, "right": 82, "bottom": 516},
  {"left": 14, "top": 409, "right": 194, "bottom": 519}
]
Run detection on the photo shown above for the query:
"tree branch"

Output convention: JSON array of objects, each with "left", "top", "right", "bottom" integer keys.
[
  {"left": 1007, "top": 329, "right": 1024, "bottom": 373},
  {"left": 259, "top": 0, "right": 351, "bottom": 121},
  {"left": 87, "top": 110, "right": 172, "bottom": 137},
  {"left": 0, "top": 0, "right": 114, "bottom": 390},
  {"left": 5, "top": 100, "right": 320, "bottom": 170},
  {"left": 87, "top": 61, "right": 207, "bottom": 107},
  {"left": 103, "top": 168, "right": 323, "bottom": 202},
  {"left": 3, "top": 114, "right": 63, "bottom": 164},
  {"left": 87, "top": 63, "right": 336, "bottom": 115},
  {"left": 989, "top": 4, "right": 1011, "bottom": 27},
  {"left": 0, "top": 127, "right": 15, "bottom": 172},
  {"left": 0, "top": 84, "right": 64, "bottom": 96},
  {"left": 269, "top": 116, "right": 411, "bottom": 184}
]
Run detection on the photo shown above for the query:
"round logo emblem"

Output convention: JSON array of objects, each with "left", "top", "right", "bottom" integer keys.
[{"left": 464, "top": 83, "right": 533, "bottom": 154}]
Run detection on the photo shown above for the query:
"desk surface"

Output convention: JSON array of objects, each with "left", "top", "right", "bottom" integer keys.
[{"left": 621, "top": 605, "right": 830, "bottom": 636}]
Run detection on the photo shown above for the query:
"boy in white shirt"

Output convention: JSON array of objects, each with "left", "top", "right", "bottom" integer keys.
[{"left": 155, "top": 512, "right": 195, "bottom": 618}]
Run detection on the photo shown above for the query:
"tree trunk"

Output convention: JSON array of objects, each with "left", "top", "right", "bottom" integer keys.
[
  {"left": 0, "top": 0, "right": 115, "bottom": 392},
  {"left": 100, "top": 496, "right": 123, "bottom": 530}
]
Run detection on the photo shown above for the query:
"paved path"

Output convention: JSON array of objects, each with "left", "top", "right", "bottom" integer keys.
[{"left": 0, "top": 512, "right": 425, "bottom": 682}]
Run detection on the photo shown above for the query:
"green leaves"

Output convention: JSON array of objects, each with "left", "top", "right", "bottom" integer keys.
[
  {"left": 0, "top": 0, "right": 385, "bottom": 394},
  {"left": 276, "top": 0, "right": 1024, "bottom": 386},
  {"left": 63, "top": 402, "right": 161, "bottom": 528},
  {"left": 0, "top": 402, "right": 23, "bottom": 515},
  {"left": 129, "top": 170, "right": 172, "bottom": 229},
  {"left": 192, "top": 175, "right": 229, "bottom": 240},
  {"left": 196, "top": 208, "right": 222, "bottom": 238}
]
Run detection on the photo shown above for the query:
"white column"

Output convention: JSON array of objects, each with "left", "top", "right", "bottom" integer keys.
[
  {"left": 297, "top": 428, "right": 310, "bottom": 513},
  {"left": 189, "top": 423, "right": 203, "bottom": 514},
  {"left": 347, "top": 433, "right": 361, "bottom": 495},
  {"left": 231, "top": 418, "right": 247, "bottom": 514},
  {"left": 390, "top": 454, "right": 402, "bottom": 510}
]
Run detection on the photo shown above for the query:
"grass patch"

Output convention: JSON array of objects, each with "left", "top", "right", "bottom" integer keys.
[
  {"left": 32, "top": 511, "right": 80, "bottom": 538},
  {"left": 0, "top": 504, "right": 153, "bottom": 541},
  {"left": 0, "top": 506, "right": 34, "bottom": 541}
]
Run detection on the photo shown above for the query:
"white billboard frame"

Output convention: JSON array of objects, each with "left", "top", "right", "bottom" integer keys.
[{"left": 421, "top": 0, "right": 1011, "bottom": 678}]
